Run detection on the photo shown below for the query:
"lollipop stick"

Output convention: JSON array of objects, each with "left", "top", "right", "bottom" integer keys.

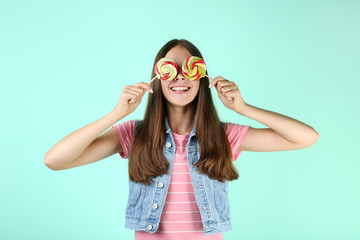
[
  {"left": 148, "top": 75, "right": 158, "bottom": 84},
  {"left": 205, "top": 74, "right": 212, "bottom": 81}
]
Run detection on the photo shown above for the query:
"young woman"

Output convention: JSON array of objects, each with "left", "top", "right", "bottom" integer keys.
[{"left": 44, "top": 39, "right": 319, "bottom": 240}]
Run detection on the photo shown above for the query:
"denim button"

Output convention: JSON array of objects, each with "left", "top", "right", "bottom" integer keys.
[
  {"left": 158, "top": 181, "right": 164, "bottom": 188},
  {"left": 152, "top": 203, "right": 158, "bottom": 209},
  {"left": 147, "top": 224, "right": 153, "bottom": 230},
  {"left": 166, "top": 142, "right": 171, "bottom": 148}
]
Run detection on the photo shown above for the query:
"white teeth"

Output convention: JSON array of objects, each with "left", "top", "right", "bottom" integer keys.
[{"left": 171, "top": 87, "right": 190, "bottom": 91}]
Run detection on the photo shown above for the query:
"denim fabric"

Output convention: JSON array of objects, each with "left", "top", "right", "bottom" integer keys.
[{"left": 124, "top": 117, "right": 232, "bottom": 236}]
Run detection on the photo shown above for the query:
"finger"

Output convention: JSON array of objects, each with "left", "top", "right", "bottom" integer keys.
[
  {"left": 125, "top": 89, "right": 142, "bottom": 100},
  {"left": 129, "top": 87, "right": 147, "bottom": 99},
  {"left": 134, "top": 82, "right": 153, "bottom": 93},
  {"left": 126, "top": 86, "right": 144, "bottom": 95},
  {"left": 218, "top": 92, "right": 233, "bottom": 102},
  {"left": 223, "top": 90, "right": 238, "bottom": 100},
  {"left": 209, "top": 76, "right": 226, "bottom": 88},
  {"left": 123, "top": 91, "right": 141, "bottom": 103},
  {"left": 220, "top": 85, "right": 238, "bottom": 93},
  {"left": 124, "top": 88, "right": 143, "bottom": 99},
  {"left": 215, "top": 81, "right": 234, "bottom": 93}
]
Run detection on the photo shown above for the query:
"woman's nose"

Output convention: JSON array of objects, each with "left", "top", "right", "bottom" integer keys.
[{"left": 174, "top": 69, "right": 185, "bottom": 80}]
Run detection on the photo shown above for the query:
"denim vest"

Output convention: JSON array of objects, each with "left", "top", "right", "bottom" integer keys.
[{"left": 124, "top": 117, "right": 232, "bottom": 236}]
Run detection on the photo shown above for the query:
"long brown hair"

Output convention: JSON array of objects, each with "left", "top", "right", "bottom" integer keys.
[{"left": 128, "top": 39, "right": 239, "bottom": 185}]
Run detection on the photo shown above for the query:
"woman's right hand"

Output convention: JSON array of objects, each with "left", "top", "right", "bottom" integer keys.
[{"left": 113, "top": 82, "right": 153, "bottom": 118}]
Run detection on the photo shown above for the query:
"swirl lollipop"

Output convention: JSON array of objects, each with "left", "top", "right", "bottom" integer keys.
[
  {"left": 149, "top": 58, "right": 178, "bottom": 84},
  {"left": 182, "top": 56, "right": 212, "bottom": 81}
]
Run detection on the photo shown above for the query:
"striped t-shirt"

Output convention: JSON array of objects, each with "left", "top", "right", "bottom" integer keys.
[{"left": 112, "top": 120, "right": 250, "bottom": 240}]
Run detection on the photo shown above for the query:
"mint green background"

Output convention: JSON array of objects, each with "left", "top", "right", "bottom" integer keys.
[{"left": 1, "top": 0, "right": 359, "bottom": 239}]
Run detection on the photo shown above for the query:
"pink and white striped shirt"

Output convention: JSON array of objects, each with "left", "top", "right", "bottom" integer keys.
[{"left": 112, "top": 120, "right": 250, "bottom": 240}]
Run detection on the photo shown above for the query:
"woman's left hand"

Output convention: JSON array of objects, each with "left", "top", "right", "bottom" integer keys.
[{"left": 209, "top": 76, "right": 247, "bottom": 114}]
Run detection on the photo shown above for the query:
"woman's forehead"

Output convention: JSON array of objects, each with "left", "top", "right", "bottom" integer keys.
[{"left": 165, "top": 46, "right": 192, "bottom": 61}]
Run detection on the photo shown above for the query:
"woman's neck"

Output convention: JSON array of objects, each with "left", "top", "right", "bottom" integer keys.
[{"left": 165, "top": 104, "right": 195, "bottom": 135}]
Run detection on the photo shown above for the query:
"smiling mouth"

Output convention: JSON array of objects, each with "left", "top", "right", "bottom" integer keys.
[{"left": 170, "top": 87, "right": 191, "bottom": 92}]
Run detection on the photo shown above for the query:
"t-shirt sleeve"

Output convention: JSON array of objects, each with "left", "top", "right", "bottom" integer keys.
[
  {"left": 225, "top": 122, "right": 250, "bottom": 161},
  {"left": 112, "top": 120, "right": 136, "bottom": 159}
]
